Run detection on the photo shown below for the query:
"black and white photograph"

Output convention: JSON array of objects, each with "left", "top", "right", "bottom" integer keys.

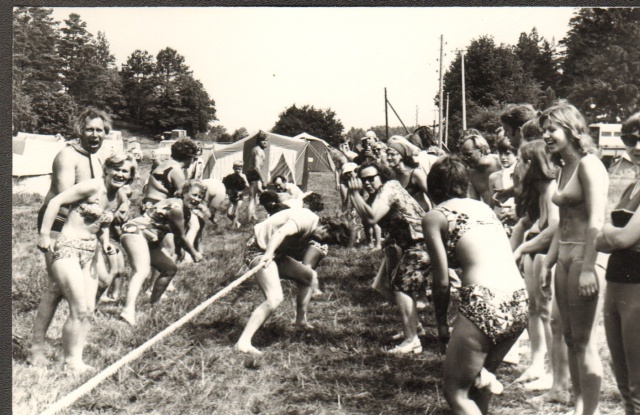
[{"left": 10, "top": 5, "right": 640, "bottom": 414}]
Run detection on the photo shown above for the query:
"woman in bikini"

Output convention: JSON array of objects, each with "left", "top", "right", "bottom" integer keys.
[
  {"left": 118, "top": 180, "right": 206, "bottom": 326},
  {"left": 422, "top": 156, "right": 528, "bottom": 415},
  {"left": 143, "top": 138, "right": 200, "bottom": 208},
  {"left": 538, "top": 103, "right": 609, "bottom": 415},
  {"left": 37, "top": 152, "right": 137, "bottom": 372},
  {"left": 510, "top": 140, "right": 570, "bottom": 401},
  {"left": 596, "top": 111, "right": 640, "bottom": 415}
]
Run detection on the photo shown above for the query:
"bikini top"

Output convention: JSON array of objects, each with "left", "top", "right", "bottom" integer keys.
[
  {"left": 151, "top": 166, "right": 176, "bottom": 196},
  {"left": 71, "top": 198, "right": 114, "bottom": 227},
  {"left": 551, "top": 155, "right": 595, "bottom": 207},
  {"left": 144, "top": 199, "right": 182, "bottom": 231},
  {"left": 433, "top": 203, "right": 502, "bottom": 266},
  {"left": 403, "top": 169, "right": 422, "bottom": 196}
]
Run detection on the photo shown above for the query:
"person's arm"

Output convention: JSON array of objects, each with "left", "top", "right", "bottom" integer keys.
[
  {"left": 346, "top": 177, "right": 390, "bottom": 224},
  {"left": 514, "top": 184, "right": 560, "bottom": 261},
  {"left": 37, "top": 179, "right": 101, "bottom": 251},
  {"left": 50, "top": 149, "right": 77, "bottom": 194},
  {"left": 596, "top": 204, "right": 640, "bottom": 252},
  {"left": 168, "top": 202, "right": 202, "bottom": 262},
  {"left": 510, "top": 215, "right": 533, "bottom": 251},
  {"left": 114, "top": 185, "right": 132, "bottom": 224},
  {"left": 422, "top": 210, "right": 451, "bottom": 350},
  {"left": 412, "top": 168, "right": 430, "bottom": 196},
  {"left": 259, "top": 220, "right": 300, "bottom": 268},
  {"left": 538, "top": 228, "right": 560, "bottom": 301},
  {"left": 168, "top": 165, "right": 187, "bottom": 197},
  {"left": 578, "top": 157, "right": 608, "bottom": 297}
]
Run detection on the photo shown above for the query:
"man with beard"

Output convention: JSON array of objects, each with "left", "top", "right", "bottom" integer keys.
[
  {"left": 29, "top": 108, "right": 112, "bottom": 366},
  {"left": 459, "top": 133, "right": 502, "bottom": 206}
]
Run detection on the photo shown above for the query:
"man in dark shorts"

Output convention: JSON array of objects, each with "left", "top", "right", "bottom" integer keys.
[
  {"left": 222, "top": 160, "right": 250, "bottom": 228},
  {"left": 247, "top": 132, "right": 268, "bottom": 221}
]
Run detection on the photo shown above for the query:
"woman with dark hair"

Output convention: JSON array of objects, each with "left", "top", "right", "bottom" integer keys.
[
  {"left": 538, "top": 103, "right": 608, "bottom": 415},
  {"left": 236, "top": 209, "right": 350, "bottom": 355},
  {"left": 596, "top": 111, "right": 640, "bottom": 415},
  {"left": 386, "top": 136, "right": 431, "bottom": 212},
  {"left": 143, "top": 138, "right": 200, "bottom": 207},
  {"left": 422, "top": 156, "right": 528, "bottom": 415},
  {"left": 36, "top": 152, "right": 136, "bottom": 372},
  {"left": 509, "top": 141, "right": 570, "bottom": 400},
  {"left": 347, "top": 161, "right": 429, "bottom": 353},
  {"left": 119, "top": 180, "right": 206, "bottom": 326}
]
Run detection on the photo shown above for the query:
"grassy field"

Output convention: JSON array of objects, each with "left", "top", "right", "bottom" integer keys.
[{"left": 12, "top": 159, "right": 634, "bottom": 414}]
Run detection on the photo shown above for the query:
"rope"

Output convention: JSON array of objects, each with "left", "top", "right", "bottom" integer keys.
[{"left": 39, "top": 264, "right": 263, "bottom": 415}]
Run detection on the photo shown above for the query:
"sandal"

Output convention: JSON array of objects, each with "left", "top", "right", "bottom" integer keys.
[{"left": 387, "top": 338, "right": 422, "bottom": 354}]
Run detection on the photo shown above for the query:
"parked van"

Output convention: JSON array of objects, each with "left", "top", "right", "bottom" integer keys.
[{"left": 589, "top": 123, "right": 625, "bottom": 166}]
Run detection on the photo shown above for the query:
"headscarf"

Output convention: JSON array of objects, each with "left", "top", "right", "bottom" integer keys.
[{"left": 387, "top": 136, "right": 420, "bottom": 159}]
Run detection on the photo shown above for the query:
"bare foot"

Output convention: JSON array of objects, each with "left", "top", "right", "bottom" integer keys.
[
  {"left": 64, "top": 361, "right": 95, "bottom": 374},
  {"left": 524, "top": 374, "right": 553, "bottom": 391},
  {"left": 235, "top": 343, "right": 263, "bottom": 355},
  {"left": 516, "top": 367, "right": 547, "bottom": 383},
  {"left": 311, "top": 288, "right": 323, "bottom": 298},
  {"left": 119, "top": 310, "right": 136, "bottom": 326},
  {"left": 27, "top": 349, "right": 49, "bottom": 366},
  {"left": 166, "top": 281, "right": 176, "bottom": 292},
  {"left": 295, "top": 322, "right": 315, "bottom": 331},
  {"left": 527, "top": 389, "right": 571, "bottom": 405}
]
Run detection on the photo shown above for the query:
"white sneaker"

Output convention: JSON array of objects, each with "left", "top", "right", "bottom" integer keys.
[{"left": 387, "top": 338, "right": 423, "bottom": 355}]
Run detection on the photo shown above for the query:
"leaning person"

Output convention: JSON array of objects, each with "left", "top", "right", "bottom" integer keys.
[
  {"left": 422, "top": 156, "right": 528, "bottom": 415},
  {"left": 596, "top": 111, "right": 640, "bottom": 415},
  {"left": 235, "top": 208, "right": 350, "bottom": 355}
]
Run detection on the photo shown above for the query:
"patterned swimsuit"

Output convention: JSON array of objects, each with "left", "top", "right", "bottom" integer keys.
[
  {"left": 52, "top": 199, "right": 114, "bottom": 268},
  {"left": 434, "top": 203, "right": 528, "bottom": 344}
]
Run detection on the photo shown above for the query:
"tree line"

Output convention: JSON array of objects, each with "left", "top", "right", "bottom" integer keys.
[
  {"left": 12, "top": 7, "right": 216, "bottom": 138},
  {"left": 440, "top": 8, "right": 640, "bottom": 150}
]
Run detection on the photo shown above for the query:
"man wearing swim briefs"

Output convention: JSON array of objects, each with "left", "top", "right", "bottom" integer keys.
[
  {"left": 247, "top": 132, "right": 268, "bottom": 221},
  {"left": 29, "top": 107, "right": 110, "bottom": 366}
]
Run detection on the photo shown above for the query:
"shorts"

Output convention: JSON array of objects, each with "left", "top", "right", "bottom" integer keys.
[
  {"left": 37, "top": 204, "right": 67, "bottom": 233},
  {"left": 244, "top": 237, "right": 328, "bottom": 267},
  {"left": 458, "top": 285, "right": 528, "bottom": 345},
  {"left": 51, "top": 234, "right": 97, "bottom": 268},
  {"left": 121, "top": 216, "right": 166, "bottom": 246},
  {"left": 391, "top": 242, "right": 433, "bottom": 294},
  {"left": 227, "top": 190, "right": 242, "bottom": 204},
  {"left": 246, "top": 170, "right": 262, "bottom": 183}
]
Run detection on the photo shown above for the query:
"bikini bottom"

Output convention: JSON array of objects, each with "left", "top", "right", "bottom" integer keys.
[{"left": 51, "top": 234, "right": 97, "bottom": 269}]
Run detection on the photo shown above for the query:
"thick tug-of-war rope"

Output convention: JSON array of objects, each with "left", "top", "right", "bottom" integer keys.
[{"left": 39, "top": 264, "right": 263, "bottom": 415}]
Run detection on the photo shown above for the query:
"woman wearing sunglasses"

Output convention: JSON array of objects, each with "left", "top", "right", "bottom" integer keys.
[
  {"left": 347, "top": 161, "right": 429, "bottom": 354},
  {"left": 596, "top": 112, "right": 640, "bottom": 415}
]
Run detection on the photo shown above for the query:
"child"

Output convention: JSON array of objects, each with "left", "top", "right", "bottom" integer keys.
[{"left": 222, "top": 160, "right": 250, "bottom": 228}]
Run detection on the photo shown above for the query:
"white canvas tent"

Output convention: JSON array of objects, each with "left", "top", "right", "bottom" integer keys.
[
  {"left": 608, "top": 152, "right": 639, "bottom": 178},
  {"left": 12, "top": 133, "right": 67, "bottom": 196},
  {"left": 202, "top": 132, "right": 312, "bottom": 189}
]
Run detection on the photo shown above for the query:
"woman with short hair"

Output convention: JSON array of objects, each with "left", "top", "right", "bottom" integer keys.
[
  {"left": 422, "top": 156, "right": 528, "bottom": 414},
  {"left": 36, "top": 152, "right": 137, "bottom": 372},
  {"left": 347, "top": 161, "right": 429, "bottom": 353}
]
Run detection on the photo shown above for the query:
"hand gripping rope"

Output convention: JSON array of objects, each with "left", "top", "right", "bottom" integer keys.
[{"left": 39, "top": 264, "right": 263, "bottom": 415}]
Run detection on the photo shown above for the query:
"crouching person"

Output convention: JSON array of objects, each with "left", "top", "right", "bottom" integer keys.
[{"left": 235, "top": 208, "right": 350, "bottom": 355}]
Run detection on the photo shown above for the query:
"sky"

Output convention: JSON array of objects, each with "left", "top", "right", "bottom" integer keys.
[{"left": 48, "top": 7, "right": 577, "bottom": 134}]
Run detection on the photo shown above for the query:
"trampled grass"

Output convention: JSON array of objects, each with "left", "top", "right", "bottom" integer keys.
[{"left": 12, "top": 166, "right": 630, "bottom": 414}]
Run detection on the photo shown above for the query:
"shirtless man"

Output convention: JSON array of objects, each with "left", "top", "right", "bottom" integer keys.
[
  {"left": 246, "top": 132, "right": 268, "bottom": 221},
  {"left": 29, "top": 107, "right": 111, "bottom": 365},
  {"left": 459, "top": 133, "right": 502, "bottom": 206}
]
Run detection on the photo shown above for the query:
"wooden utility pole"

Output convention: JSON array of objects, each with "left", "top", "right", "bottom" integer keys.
[
  {"left": 385, "top": 88, "right": 389, "bottom": 141},
  {"left": 460, "top": 49, "right": 467, "bottom": 131},
  {"left": 445, "top": 92, "right": 450, "bottom": 148},
  {"left": 438, "top": 35, "right": 444, "bottom": 147}
]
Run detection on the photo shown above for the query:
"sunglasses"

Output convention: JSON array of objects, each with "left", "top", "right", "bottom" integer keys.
[
  {"left": 621, "top": 133, "right": 640, "bottom": 147},
  {"left": 360, "top": 174, "right": 378, "bottom": 183}
]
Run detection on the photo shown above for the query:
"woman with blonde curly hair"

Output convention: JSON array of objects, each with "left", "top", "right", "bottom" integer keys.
[{"left": 538, "top": 102, "right": 609, "bottom": 415}]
